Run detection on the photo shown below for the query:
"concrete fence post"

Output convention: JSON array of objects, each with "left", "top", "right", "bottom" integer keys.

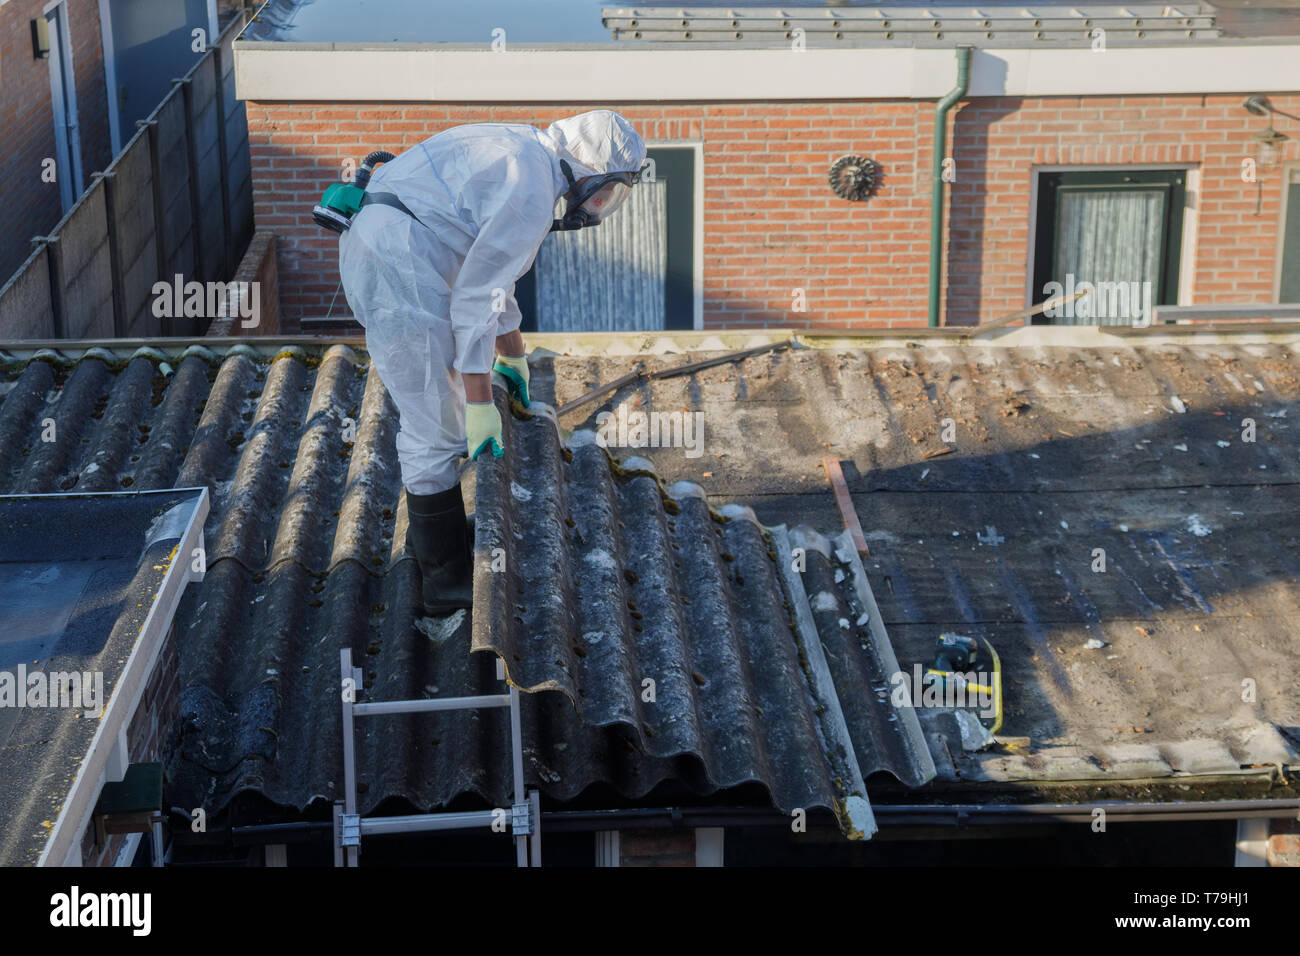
[
  {"left": 32, "top": 235, "right": 64, "bottom": 339},
  {"left": 136, "top": 118, "right": 171, "bottom": 337},
  {"left": 174, "top": 76, "right": 206, "bottom": 287},
  {"left": 92, "top": 171, "right": 127, "bottom": 338}
]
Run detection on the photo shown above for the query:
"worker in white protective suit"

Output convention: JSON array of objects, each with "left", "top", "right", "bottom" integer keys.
[{"left": 338, "top": 110, "right": 647, "bottom": 615}]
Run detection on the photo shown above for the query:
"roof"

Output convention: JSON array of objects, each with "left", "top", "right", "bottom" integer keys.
[
  {"left": 0, "top": 340, "right": 925, "bottom": 835},
  {"left": 242, "top": 0, "right": 611, "bottom": 43},
  {"left": 471, "top": 391, "right": 935, "bottom": 836},
  {"left": 544, "top": 329, "right": 1300, "bottom": 787},
  {"left": 0, "top": 488, "right": 206, "bottom": 866},
  {"left": 232, "top": 2, "right": 1300, "bottom": 102},
  {"left": 1, "top": 330, "right": 1297, "bottom": 839},
  {"left": 602, "top": 3, "right": 1230, "bottom": 46},
  {"left": 240, "top": 0, "right": 1300, "bottom": 45}
]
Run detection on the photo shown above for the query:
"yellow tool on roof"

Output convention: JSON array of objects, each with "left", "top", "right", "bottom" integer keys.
[{"left": 926, "top": 633, "right": 1003, "bottom": 735}]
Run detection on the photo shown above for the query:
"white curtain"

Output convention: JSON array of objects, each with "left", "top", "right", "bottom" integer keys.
[
  {"left": 1055, "top": 189, "right": 1165, "bottom": 326},
  {"left": 534, "top": 178, "right": 667, "bottom": 332}
]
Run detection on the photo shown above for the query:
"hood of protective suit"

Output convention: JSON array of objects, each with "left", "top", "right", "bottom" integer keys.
[{"left": 540, "top": 111, "right": 647, "bottom": 197}]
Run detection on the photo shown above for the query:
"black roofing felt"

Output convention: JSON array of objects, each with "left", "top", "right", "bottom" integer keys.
[
  {"left": 0, "top": 489, "right": 205, "bottom": 866},
  {"left": 543, "top": 342, "right": 1300, "bottom": 783}
]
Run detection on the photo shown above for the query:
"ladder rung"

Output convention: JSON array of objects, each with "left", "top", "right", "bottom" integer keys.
[{"left": 352, "top": 694, "right": 510, "bottom": 716}]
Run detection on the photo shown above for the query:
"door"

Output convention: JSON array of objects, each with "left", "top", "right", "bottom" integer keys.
[
  {"left": 107, "top": 0, "right": 215, "bottom": 144},
  {"left": 45, "top": 2, "right": 84, "bottom": 212},
  {"left": 516, "top": 147, "right": 697, "bottom": 332},
  {"left": 1280, "top": 165, "right": 1300, "bottom": 303}
]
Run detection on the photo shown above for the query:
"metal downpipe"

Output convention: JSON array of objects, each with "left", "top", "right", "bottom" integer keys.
[{"left": 928, "top": 46, "right": 972, "bottom": 327}]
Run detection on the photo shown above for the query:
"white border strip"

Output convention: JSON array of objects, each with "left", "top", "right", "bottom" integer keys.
[{"left": 234, "top": 45, "right": 1300, "bottom": 102}]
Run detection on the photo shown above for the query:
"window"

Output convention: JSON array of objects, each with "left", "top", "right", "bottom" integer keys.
[
  {"left": 1032, "top": 169, "right": 1186, "bottom": 325},
  {"left": 516, "top": 147, "right": 696, "bottom": 332}
]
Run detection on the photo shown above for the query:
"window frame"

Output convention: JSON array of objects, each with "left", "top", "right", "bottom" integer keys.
[{"left": 1030, "top": 168, "right": 1187, "bottom": 325}]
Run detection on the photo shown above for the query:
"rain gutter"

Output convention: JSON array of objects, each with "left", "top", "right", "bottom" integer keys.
[
  {"left": 928, "top": 46, "right": 971, "bottom": 328},
  {"left": 223, "top": 797, "right": 1300, "bottom": 845}
]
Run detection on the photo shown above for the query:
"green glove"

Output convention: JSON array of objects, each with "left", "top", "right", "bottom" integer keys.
[
  {"left": 466, "top": 401, "right": 504, "bottom": 460},
  {"left": 492, "top": 353, "right": 531, "bottom": 408}
]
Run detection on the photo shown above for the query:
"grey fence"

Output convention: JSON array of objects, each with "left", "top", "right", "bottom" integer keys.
[{"left": 0, "top": 16, "right": 254, "bottom": 341}]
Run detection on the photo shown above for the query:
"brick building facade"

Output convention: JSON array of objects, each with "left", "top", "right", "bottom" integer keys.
[
  {"left": 0, "top": 0, "right": 112, "bottom": 281},
  {"left": 244, "top": 93, "right": 1300, "bottom": 331}
]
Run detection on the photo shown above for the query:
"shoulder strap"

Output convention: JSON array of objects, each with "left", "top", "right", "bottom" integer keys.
[{"left": 360, "top": 191, "right": 420, "bottom": 223}]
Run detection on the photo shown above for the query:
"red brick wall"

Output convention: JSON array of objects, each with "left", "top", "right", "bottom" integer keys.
[
  {"left": 0, "top": 0, "right": 112, "bottom": 281},
  {"left": 617, "top": 829, "right": 697, "bottom": 866},
  {"left": 206, "top": 231, "right": 281, "bottom": 336},
  {"left": 946, "top": 96, "right": 1297, "bottom": 318},
  {"left": 245, "top": 96, "right": 1300, "bottom": 332}
]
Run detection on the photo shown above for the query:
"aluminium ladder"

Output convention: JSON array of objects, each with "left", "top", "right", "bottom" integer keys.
[{"left": 334, "top": 647, "right": 541, "bottom": 866}]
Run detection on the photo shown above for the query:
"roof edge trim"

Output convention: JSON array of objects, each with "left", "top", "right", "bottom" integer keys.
[{"left": 233, "top": 44, "right": 1300, "bottom": 101}]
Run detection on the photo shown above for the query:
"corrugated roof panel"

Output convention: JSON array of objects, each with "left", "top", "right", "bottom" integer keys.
[
  {"left": 4, "top": 337, "right": 1298, "bottom": 834},
  {"left": 471, "top": 394, "right": 923, "bottom": 832},
  {"left": 786, "top": 526, "right": 936, "bottom": 787},
  {"left": 0, "top": 344, "right": 935, "bottom": 832}
]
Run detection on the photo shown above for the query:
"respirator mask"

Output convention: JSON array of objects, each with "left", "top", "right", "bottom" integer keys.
[{"left": 551, "top": 159, "right": 647, "bottom": 232}]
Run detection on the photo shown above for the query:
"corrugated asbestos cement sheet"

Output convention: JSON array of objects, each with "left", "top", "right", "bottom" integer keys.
[
  {"left": 8, "top": 339, "right": 1294, "bottom": 833},
  {"left": 0, "top": 344, "right": 931, "bottom": 837},
  {"left": 473, "top": 391, "right": 935, "bottom": 835}
]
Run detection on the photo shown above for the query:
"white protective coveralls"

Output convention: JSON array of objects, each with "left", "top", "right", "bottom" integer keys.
[{"left": 339, "top": 110, "right": 647, "bottom": 495}]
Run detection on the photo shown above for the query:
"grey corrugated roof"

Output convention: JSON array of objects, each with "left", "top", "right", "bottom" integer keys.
[
  {"left": 0, "top": 341, "right": 932, "bottom": 836},
  {"left": 2, "top": 333, "right": 1297, "bottom": 838},
  {"left": 472, "top": 393, "right": 934, "bottom": 834}
]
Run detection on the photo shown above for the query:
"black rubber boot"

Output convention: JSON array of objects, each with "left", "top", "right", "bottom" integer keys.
[{"left": 405, "top": 485, "right": 473, "bottom": 615}]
